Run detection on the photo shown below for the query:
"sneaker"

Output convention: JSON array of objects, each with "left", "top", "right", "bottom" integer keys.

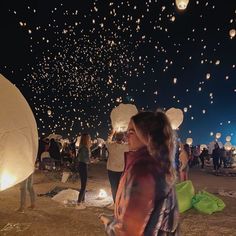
[{"left": 75, "top": 203, "right": 86, "bottom": 210}]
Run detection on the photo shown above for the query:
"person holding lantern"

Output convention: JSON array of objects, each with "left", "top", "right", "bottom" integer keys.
[
  {"left": 106, "top": 129, "right": 128, "bottom": 209},
  {"left": 100, "top": 110, "right": 179, "bottom": 235}
]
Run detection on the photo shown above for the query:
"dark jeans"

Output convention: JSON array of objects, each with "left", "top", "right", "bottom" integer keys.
[
  {"left": 108, "top": 170, "right": 122, "bottom": 202},
  {"left": 213, "top": 157, "right": 220, "bottom": 170},
  {"left": 199, "top": 156, "right": 204, "bottom": 168},
  {"left": 78, "top": 162, "right": 87, "bottom": 203}
]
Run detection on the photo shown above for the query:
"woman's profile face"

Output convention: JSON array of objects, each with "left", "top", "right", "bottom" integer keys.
[{"left": 126, "top": 120, "right": 146, "bottom": 151}]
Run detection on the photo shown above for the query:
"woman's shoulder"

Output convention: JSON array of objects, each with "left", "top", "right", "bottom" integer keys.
[{"left": 131, "top": 157, "right": 163, "bottom": 178}]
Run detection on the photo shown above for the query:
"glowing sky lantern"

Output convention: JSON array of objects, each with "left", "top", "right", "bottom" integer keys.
[
  {"left": 224, "top": 142, "right": 232, "bottom": 151},
  {"left": 229, "top": 29, "right": 236, "bottom": 39},
  {"left": 110, "top": 103, "right": 138, "bottom": 132},
  {"left": 226, "top": 136, "right": 231, "bottom": 142},
  {"left": 166, "top": 108, "right": 184, "bottom": 130},
  {"left": 47, "top": 109, "right": 52, "bottom": 116},
  {"left": 0, "top": 74, "right": 38, "bottom": 191},
  {"left": 186, "top": 138, "right": 193, "bottom": 145},
  {"left": 215, "top": 132, "right": 221, "bottom": 139},
  {"left": 175, "top": 0, "right": 189, "bottom": 10}
]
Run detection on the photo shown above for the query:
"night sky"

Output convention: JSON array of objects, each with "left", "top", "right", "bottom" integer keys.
[{"left": 0, "top": 0, "right": 235, "bottom": 146}]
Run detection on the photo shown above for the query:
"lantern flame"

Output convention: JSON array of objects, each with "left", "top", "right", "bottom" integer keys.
[
  {"left": 98, "top": 189, "right": 107, "bottom": 199},
  {"left": 0, "top": 171, "right": 16, "bottom": 191}
]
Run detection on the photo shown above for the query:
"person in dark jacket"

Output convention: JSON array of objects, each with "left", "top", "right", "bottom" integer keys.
[
  {"left": 49, "top": 138, "right": 61, "bottom": 169},
  {"left": 212, "top": 143, "right": 221, "bottom": 171},
  {"left": 100, "top": 110, "right": 179, "bottom": 236},
  {"left": 199, "top": 148, "right": 208, "bottom": 169}
]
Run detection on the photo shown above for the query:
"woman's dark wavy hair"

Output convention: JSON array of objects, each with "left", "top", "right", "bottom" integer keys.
[{"left": 131, "top": 110, "right": 176, "bottom": 183}]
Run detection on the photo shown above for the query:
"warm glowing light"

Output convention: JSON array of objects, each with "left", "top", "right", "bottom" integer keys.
[
  {"left": 175, "top": 0, "right": 189, "bottom": 10},
  {"left": 186, "top": 138, "right": 193, "bottom": 145},
  {"left": 215, "top": 132, "right": 221, "bottom": 139},
  {"left": 98, "top": 189, "right": 108, "bottom": 199},
  {"left": 0, "top": 172, "right": 16, "bottom": 191},
  {"left": 224, "top": 142, "right": 232, "bottom": 151},
  {"left": 229, "top": 29, "right": 236, "bottom": 39}
]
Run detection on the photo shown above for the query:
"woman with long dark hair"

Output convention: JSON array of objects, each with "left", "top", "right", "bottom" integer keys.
[
  {"left": 75, "top": 133, "right": 91, "bottom": 210},
  {"left": 100, "top": 110, "right": 179, "bottom": 235}
]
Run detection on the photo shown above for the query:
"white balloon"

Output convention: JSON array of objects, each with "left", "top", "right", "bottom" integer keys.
[
  {"left": 166, "top": 108, "right": 184, "bottom": 130},
  {"left": 0, "top": 74, "right": 38, "bottom": 191},
  {"left": 110, "top": 103, "right": 138, "bottom": 132}
]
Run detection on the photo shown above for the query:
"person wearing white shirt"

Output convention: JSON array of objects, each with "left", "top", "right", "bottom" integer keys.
[{"left": 106, "top": 130, "right": 128, "bottom": 203}]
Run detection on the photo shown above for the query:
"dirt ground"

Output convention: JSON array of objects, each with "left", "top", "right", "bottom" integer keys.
[{"left": 0, "top": 162, "right": 236, "bottom": 236}]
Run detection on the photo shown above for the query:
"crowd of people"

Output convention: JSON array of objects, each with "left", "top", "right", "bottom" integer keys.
[{"left": 17, "top": 109, "right": 235, "bottom": 235}]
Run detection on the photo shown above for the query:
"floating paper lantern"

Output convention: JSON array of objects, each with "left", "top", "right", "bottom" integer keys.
[
  {"left": 0, "top": 74, "right": 38, "bottom": 191},
  {"left": 215, "top": 132, "right": 221, "bottom": 139},
  {"left": 206, "top": 73, "right": 211, "bottom": 79},
  {"left": 166, "top": 108, "right": 184, "bottom": 130},
  {"left": 224, "top": 142, "right": 232, "bottom": 151},
  {"left": 175, "top": 0, "right": 189, "bottom": 10},
  {"left": 47, "top": 110, "right": 52, "bottom": 116},
  {"left": 186, "top": 138, "right": 193, "bottom": 145},
  {"left": 226, "top": 136, "right": 231, "bottom": 142},
  {"left": 229, "top": 29, "right": 236, "bottom": 39},
  {"left": 110, "top": 103, "right": 138, "bottom": 132}
]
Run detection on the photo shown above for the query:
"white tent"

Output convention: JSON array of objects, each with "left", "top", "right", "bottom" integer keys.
[{"left": 0, "top": 74, "right": 38, "bottom": 191}]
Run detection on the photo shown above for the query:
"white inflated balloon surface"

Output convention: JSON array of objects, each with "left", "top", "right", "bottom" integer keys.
[
  {"left": 110, "top": 103, "right": 138, "bottom": 132},
  {"left": 0, "top": 74, "right": 38, "bottom": 191},
  {"left": 166, "top": 108, "right": 184, "bottom": 130}
]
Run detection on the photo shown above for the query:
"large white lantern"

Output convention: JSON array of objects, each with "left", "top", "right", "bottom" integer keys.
[
  {"left": 166, "top": 108, "right": 184, "bottom": 130},
  {"left": 110, "top": 103, "right": 138, "bottom": 132},
  {"left": 215, "top": 132, "right": 221, "bottom": 139},
  {"left": 186, "top": 138, "right": 193, "bottom": 145},
  {"left": 229, "top": 29, "right": 236, "bottom": 39},
  {"left": 0, "top": 74, "right": 38, "bottom": 191},
  {"left": 175, "top": 0, "right": 189, "bottom": 10},
  {"left": 226, "top": 136, "right": 231, "bottom": 142}
]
